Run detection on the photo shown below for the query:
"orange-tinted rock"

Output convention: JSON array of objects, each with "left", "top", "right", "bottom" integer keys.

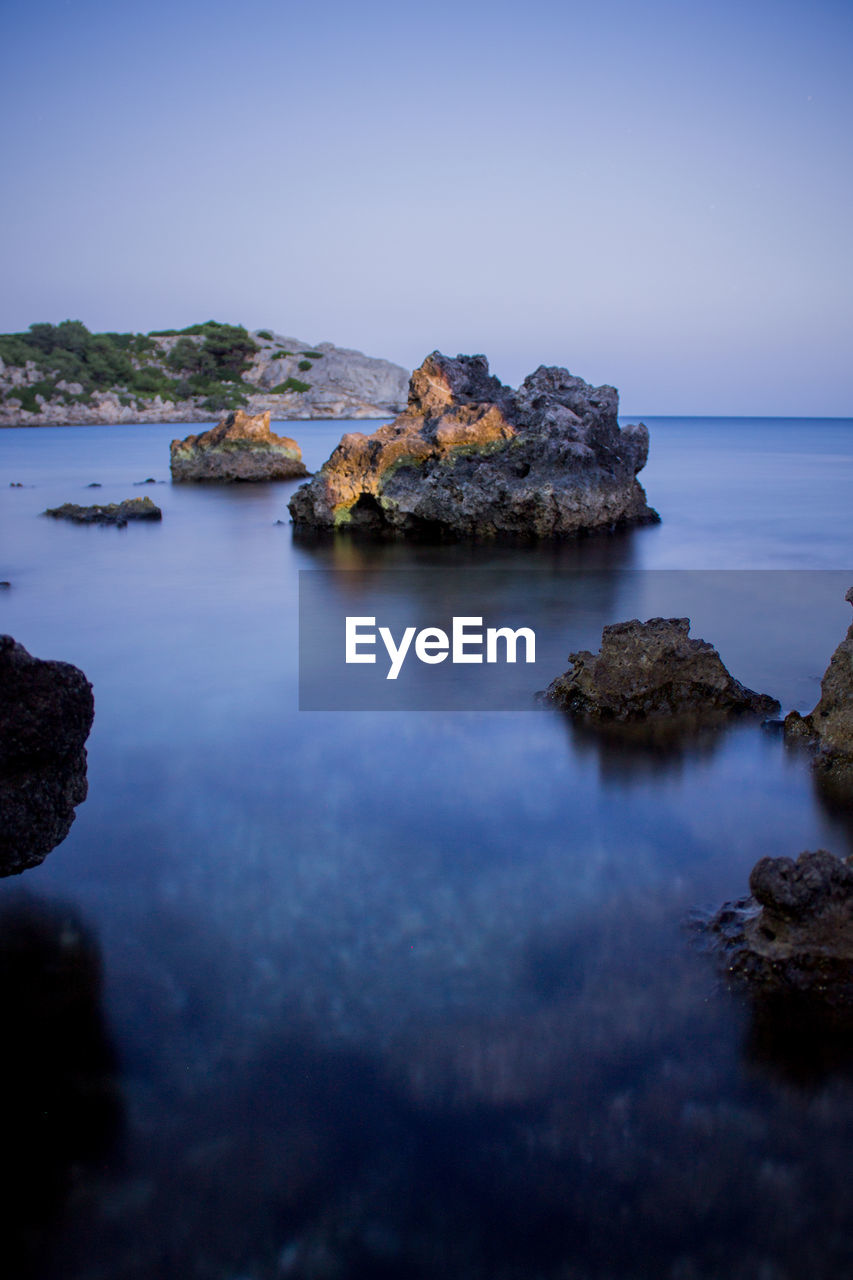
[
  {"left": 289, "top": 352, "right": 657, "bottom": 537},
  {"left": 170, "top": 409, "right": 309, "bottom": 482}
]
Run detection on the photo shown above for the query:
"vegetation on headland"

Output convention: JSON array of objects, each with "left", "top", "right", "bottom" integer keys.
[
  {"left": 270, "top": 377, "right": 312, "bottom": 394},
  {"left": 0, "top": 320, "right": 318, "bottom": 416}
]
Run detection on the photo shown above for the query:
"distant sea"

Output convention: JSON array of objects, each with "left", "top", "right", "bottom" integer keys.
[{"left": 1, "top": 416, "right": 852, "bottom": 1279}]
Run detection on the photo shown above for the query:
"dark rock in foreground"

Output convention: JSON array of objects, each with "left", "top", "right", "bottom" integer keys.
[
  {"left": 544, "top": 616, "right": 779, "bottom": 723},
  {"left": 170, "top": 409, "right": 309, "bottom": 482},
  {"left": 785, "top": 587, "right": 853, "bottom": 797},
  {"left": 288, "top": 351, "right": 658, "bottom": 537},
  {"left": 44, "top": 496, "right": 162, "bottom": 526},
  {"left": 707, "top": 850, "right": 853, "bottom": 1016},
  {"left": 0, "top": 635, "right": 94, "bottom": 874}
]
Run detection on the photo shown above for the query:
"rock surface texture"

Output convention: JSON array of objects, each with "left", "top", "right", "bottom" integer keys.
[
  {"left": 785, "top": 587, "right": 853, "bottom": 793},
  {"left": 707, "top": 850, "right": 853, "bottom": 1015},
  {"left": 288, "top": 352, "right": 658, "bottom": 537},
  {"left": 44, "top": 496, "right": 162, "bottom": 525},
  {"left": 0, "top": 636, "right": 94, "bottom": 874},
  {"left": 545, "top": 617, "right": 780, "bottom": 722},
  {"left": 170, "top": 409, "right": 309, "bottom": 482}
]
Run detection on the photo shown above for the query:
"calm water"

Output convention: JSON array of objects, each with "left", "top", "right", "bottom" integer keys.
[{"left": 1, "top": 417, "right": 852, "bottom": 1279}]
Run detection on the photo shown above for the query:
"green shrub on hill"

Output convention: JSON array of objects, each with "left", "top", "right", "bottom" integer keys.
[
  {"left": 0, "top": 320, "right": 260, "bottom": 410},
  {"left": 270, "top": 378, "right": 311, "bottom": 394}
]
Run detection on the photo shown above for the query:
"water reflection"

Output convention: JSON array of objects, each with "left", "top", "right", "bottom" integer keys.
[
  {"left": 556, "top": 710, "right": 730, "bottom": 780},
  {"left": 0, "top": 895, "right": 121, "bottom": 1278}
]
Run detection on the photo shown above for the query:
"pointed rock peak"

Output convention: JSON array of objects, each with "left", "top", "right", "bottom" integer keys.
[{"left": 407, "top": 352, "right": 511, "bottom": 418}]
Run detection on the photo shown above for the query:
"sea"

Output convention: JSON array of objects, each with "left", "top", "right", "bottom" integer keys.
[{"left": 1, "top": 415, "right": 852, "bottom": 1279}]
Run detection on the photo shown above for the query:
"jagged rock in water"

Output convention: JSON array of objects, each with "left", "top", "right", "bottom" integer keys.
[
  {"left": 288, "top": 351, "right": 658, "bottom": 537},
  {"left": 44, "top": 496, "right": 162, "bottom": 525},
  {"left": 170, "top": 409, "right": 309, "bottom": 482},
  {"left": 785, "top": 587, "right": 853, "bottom": 797},
  {"left": 0, "top": 635, "right": 94, "bottom": 874},
  {"left": 707, "top": 850, "right": 853, "bottom": 1016},
  {"left": 544, "top": 616, "right": 779, "bottom": 724}
]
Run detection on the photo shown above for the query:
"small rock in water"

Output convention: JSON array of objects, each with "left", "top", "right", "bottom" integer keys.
[
  {"left": 134, "top": 477, "right": 158, "bottom": 485},
  {"left": 43, "top": 497, "right": 163, "bottom": 527},
  {"left": 86, "top": 482, "right": 102, "bottom": 488},
  {"left": 544, "top": 616, "right": 779, "bottom": 723},
  {"left": 170, "top": 409, "right": 309, "bottom": 482},
  {"left": 706, "top": 849, "right": 853, "bottom": 1018},
  {"left": 0, "top": 582, "right": 10, "bottom": 589},
  {"left": 9, "top": 482, "right": 24, "bottom": 488}
]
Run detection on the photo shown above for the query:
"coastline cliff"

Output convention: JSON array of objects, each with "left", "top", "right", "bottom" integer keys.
[{"left": 0, "top": 320, "right": 409, "bottom": 425}]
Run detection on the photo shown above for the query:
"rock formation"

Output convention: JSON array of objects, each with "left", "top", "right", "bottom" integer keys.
[
  {"left": 44, "top": 496, "right": 162, "bottom": 525},
  {"left": 288, "top": 352, "right": 658, "bottom": 537},
  {"left": 544, "top": 616, "right": 779, "bottom": 723},
  {"left": 170, "top": 409, "right": 309, "bottom": 482},
  {"left": 785, "top": 587, "right": 853, "bottom": 794},
  {"left": 707, "top": 850, "right": 853, "bottom": 1016},
  {"left": 0, "top": 636, "right": 94, "bottom": 874}
]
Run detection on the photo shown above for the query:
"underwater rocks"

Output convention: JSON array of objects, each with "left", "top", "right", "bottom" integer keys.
[
  {"left": 708, "top": 850, "right": 853, "bottom": 1016},
  {"left": 785, "top": 587, "right": 853, "bottom": 796},
  {"left": 0, "top": 635, "right": 94, "bottom": 874},
  {"left": 170, "top": 409, "right": 309, "bottom": 482},
  {"left": 44, "top": 496, "right": 162, "bottom": 525},
  {"left": 544, "top": 617, "right": 779, "bottom": 724},
  {"left": 288, "top": 351, "right": 658, "bottom": 537}
]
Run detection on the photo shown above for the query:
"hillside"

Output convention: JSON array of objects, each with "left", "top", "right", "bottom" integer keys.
[{"left": 0, "top": 321, "right": 410, "bottom": 425}]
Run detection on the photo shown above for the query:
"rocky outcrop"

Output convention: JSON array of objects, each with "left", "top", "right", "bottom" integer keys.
[
  {"left": 170, "top": 409, "right": 309, "bottom": 482},
  {"left": 785, "top": 587, "right": 853, "bottom": 793},
  {"left": 0, "top": 636, "right": 94, "bottom": 874},
  {"left": 545, "top": 617, "right": 779, "bottom": 723},
  {"left": 288, "top": 352, "right": 658, "bottom": 537},
  {"left": 44, "top": 496, "right": 162, "bottom": 525},
  {"left": 707, "top": 850, "right": 853, "bottom": 1016}
]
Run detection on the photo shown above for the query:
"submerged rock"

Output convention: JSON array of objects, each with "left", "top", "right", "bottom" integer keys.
[
  {"left": 544, "top": 617, "right": 779, "bottom": 724},
  {"left": 288, "top": 351, "right": 658, "bottom": 537},
  {"left": 44, "top": 496, "right": 162, "bottom": 525},
  {"left": 0, "top": 635, "right": 94, "bottom": 874},
  {"left": 785, "top": 587, "right": 853, "bottom": 796},
  {"left": 170, "top": 409, "right": 309, "bottom": 482},
  {"left": 707, "top": 850, "right": 853, "bottom": 1016}
]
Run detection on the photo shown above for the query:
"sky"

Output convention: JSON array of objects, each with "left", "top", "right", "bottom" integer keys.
[{"left": 1, "top": 0, "right": 851, "bottom": 414}]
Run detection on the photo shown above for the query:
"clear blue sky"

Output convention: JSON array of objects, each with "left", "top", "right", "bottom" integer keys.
[{"left": 2, "top": 0, "right": 851, "bottom": 413}]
